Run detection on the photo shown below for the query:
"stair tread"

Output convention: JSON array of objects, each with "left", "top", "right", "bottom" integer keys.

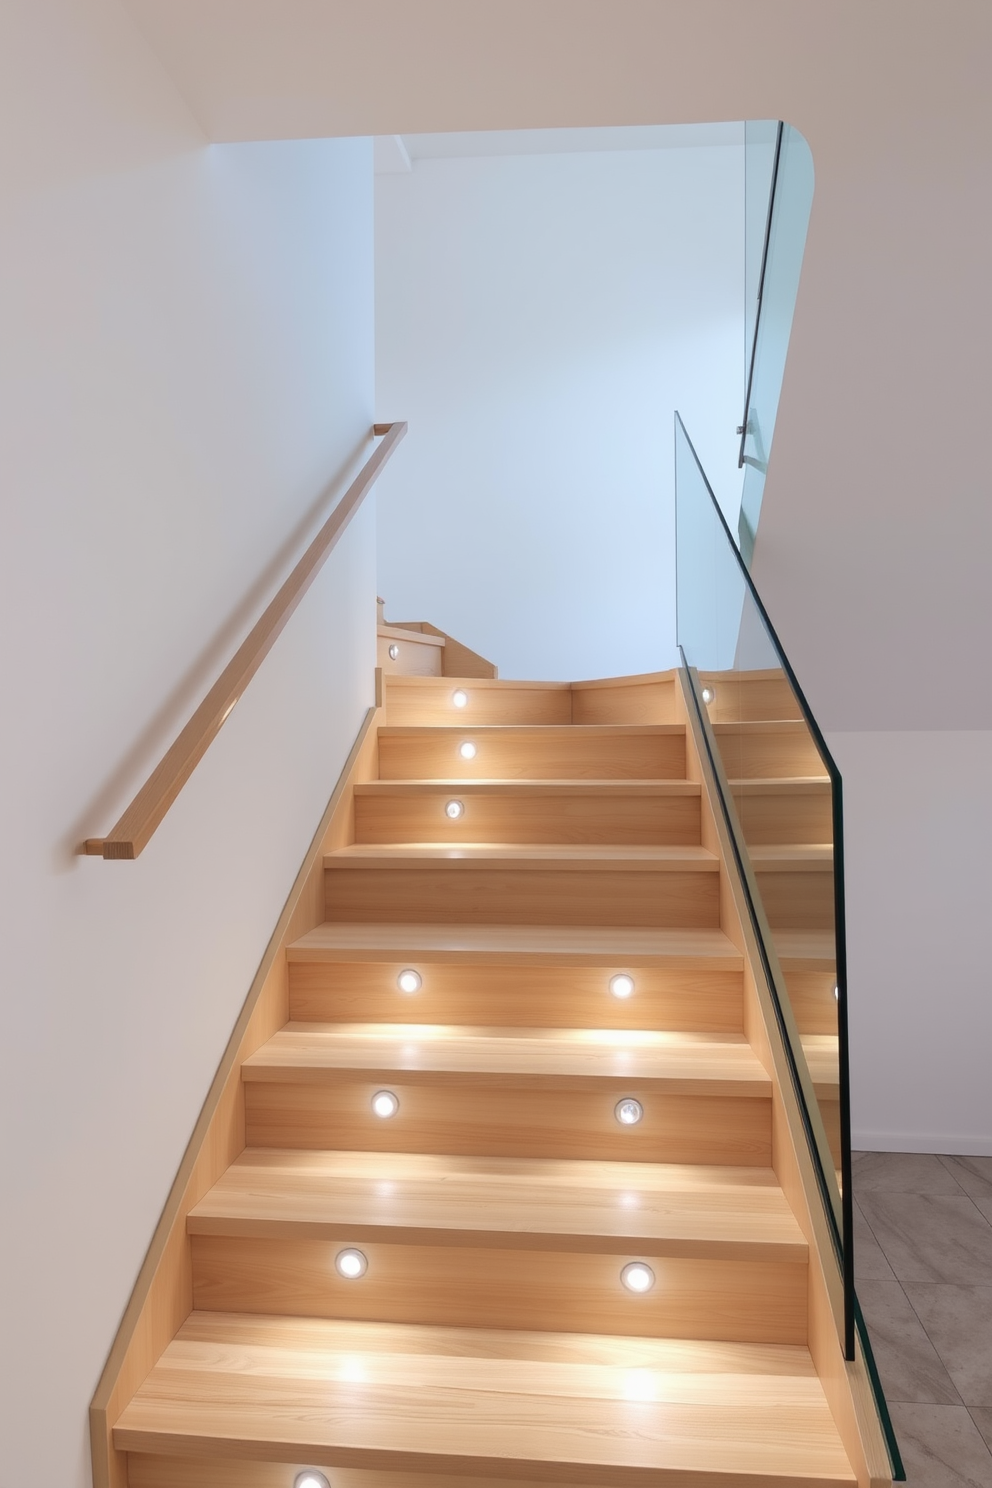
[
  {"left": 325, "top": 844, "right": 718, "bottom": 870},
  {"left": 730, "top": 777, "right": 831, "bottom": 793},
  {"left": 379, "top": 723, "right": 686, "bottom": 736},
  {"left": 356, "top": 779, "right": 699, "bottom": 795},
  {"left": 749, "top": 844, "right": 834, "bottom": 868},
  {"left": 242, "top": 1024, "right": 770, "bottom": 1093},
  {"left": 288, "top": 922, "right": 744, "bottom": 967},
  {"left": 116, "top": 1313, "right": 854, "bottom": 1484},
  {"left": 189, "top": 1150, "right": 807, "bottom": 1259}
]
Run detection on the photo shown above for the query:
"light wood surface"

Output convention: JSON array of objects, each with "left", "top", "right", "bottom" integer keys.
[
  {"left": 377, "top": 724, "right": 687, "bottom": 780},
  {"left": 731, "top": 779, "right": 833, "bottom": 845},
  {"left": 711, "top": 722, "right": 827, "bottom": 782},
  {"left": 88, "top": 701, "right": 384, "bottom": 1488},
  {"left": 353, "top": 780, "right": 701, "bottom": 846},
  {"left": 288, "top": 957, "right": 743, "bottom": 1032},
  {"left": 85, "top": 422, "right": 405, "bottom": 859},
  {"left": 386, "top": 619, "right": 499, "bottom": 679},
  {"left": 570, "top": 675, "right": 679, "bottom": 725},
  {"left": 114, "top": 1316, "right": 851, "bottom": 1484},
  {"left": 189, "top": 1150, "right": 805, "bottom": 1261},
  {"left": 697, "top": 671, "right": 803, "bottom": 724},
  {"left": 385, "top": 677, "right": 573, "bottom": 726},
  {"left": 377, "top": 628, "right": 443, "bottom": 677}
]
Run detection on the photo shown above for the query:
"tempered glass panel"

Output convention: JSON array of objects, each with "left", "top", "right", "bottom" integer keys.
[{"left": 744, "top": 121, "right": 780, "bottom": 363}]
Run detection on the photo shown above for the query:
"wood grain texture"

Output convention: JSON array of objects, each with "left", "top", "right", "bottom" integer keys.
[
  {"left": 88, "top": 703, "right": 384, "bottom": 1488},
  {"left": 386, "top": 619, "right": 498, "bottom": 679},
  {"left": 117, "top": 1314, "right": 852, "bottom": 1486},
  {"left": 697, "top": 671, "right": 804, "bottom": 724},
  {"left": 385, "top": 677, "right": 572, "bottom": 726},
  {"left": 86, "top": 423, "right": 405, "bottom": 859},
  {"left": 377, "top": 725, "right": 687, "bottom": 781},
  {"left": 570, "top": 673, "right": 678, "bottom": 725},
  {"left": 376, "top": 629, "right": 443, "bottom": 677},
  {"left": 711, "top": 723, "right": 827, "bottom": 782},
  {"left": 188, "top": 1149, "right": 806, "bottom": 1261},
  {"left": 288, "top": 958, "right": 743, "bottom": 1033},
  {"left": 244, "top": 1081, "right": 771, "bottom": 1164},
  {"left": 731, "top": 780, "right": 833, "bottom": 845},
  {"left": 189, "top": 1235, "right": 807, "bottom": 1342}
]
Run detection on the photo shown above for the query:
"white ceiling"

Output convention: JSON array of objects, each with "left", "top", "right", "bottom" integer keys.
[{"left": 374, "top": 122, "right": 743, "bottom": 173}]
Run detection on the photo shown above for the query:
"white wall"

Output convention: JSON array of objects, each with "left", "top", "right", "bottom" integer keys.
[
  {"left": 0, "top": 5, "right": 375, "bottom": 1484},
  {"left": 374, "top": 146, "right": 744, "bottom": 679}
]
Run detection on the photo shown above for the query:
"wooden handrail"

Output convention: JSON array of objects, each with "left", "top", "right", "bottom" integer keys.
[{"left": 85, "top": 421, "right": 407, "bottom": 859}]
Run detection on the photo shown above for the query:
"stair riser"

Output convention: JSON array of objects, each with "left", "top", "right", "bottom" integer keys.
[
  {"left": 243, "top": 1084, "right": 770, "bottom": 1165},
  {"left": 288, "top": 962, "right": 744, "bottom": 1033},
  {"left": 570, "top": 680, "right": 678, "bottom": 725},
  {"left": 378, "top": 731, "right": 686, "bottom": 781},
  {"left": 190, "top": 1236, "right": 807, "bottom": 1344},
  {"left": 697, "top": 674, "right": 803, "bottom": 724},
  {"left": 786, "top": 973, "right": 839, "bottom": 1036},
  {"left": 127, "top": 1457, "right": 626, "bottom": 1488},
  {"left": 354, "top": 792, "right": 701, "bottom": 846},
  {"left": 714, "top": 733, "right": 825, "bottom": 779},
  {"left": 733, "top": 793, "right": 832, "bottom": 845},
  {"left": 755, "top": 870, "right": 835, "bottom": 931},
  {"left": 385, "top": 685, "right": 572, "bottom": 726},
  {"left": 324, "top": 868, "right": 721, "bottom": 929}
]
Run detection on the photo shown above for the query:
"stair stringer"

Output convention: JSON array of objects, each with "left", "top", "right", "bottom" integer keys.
[
  {"left": 88, "top": 675, "right": 387, "bottom": 1488},
  {"left": 674, "top": 670, "right": 892, "bottom": 1488}
]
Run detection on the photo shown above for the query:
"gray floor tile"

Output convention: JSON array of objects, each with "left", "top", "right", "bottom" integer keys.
[
  {"left": 975, "top": 1197, "right": 992, "bottom": 1227},
  {"left": 889, "top": 1403, "right": 992, "bottom": 1486},
  {"left": 857, "top": 1279, "right": 961, "bottom": 1404},
  {"left": 907, "top": 1286, "right": 992, "bottom": 1407},
  {"left": 858, "top": 1193, "right": 992, "bottom": 1284},
  {"left": 972, "top": 1410, "right": 992, "bottom": 1452},
  {"left": 854, "top": 1152, "right": 968, "bottom": 1195},
  {"left": 855, "top": 1200, "right": 897, "bottom": 1281},
  {"left": 940, "top": 1158, "right": 992, "bottom": 1199}
]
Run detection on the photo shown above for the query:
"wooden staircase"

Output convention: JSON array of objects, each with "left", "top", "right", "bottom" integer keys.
[{"left": 98, "top": 667, "right": 889, "bottom": 1488}]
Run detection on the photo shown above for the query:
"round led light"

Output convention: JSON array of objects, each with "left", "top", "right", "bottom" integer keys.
[
  {"left": 621, "top": 1261, "right": 655, "bottom": 1294},
  {"left": 371, "top": 1090, "right": 399, "bottom": 1118},
  {"left": 388, "top": 643, "right": 400, "bottom": 660},
  {"left": 452, "top": 689, "right": 469, "bottom": 708},
  {"left": 701, "top": 686, "right": 715, "bottom": 705},
  {"left": 335, "top": 1248, "right": 368, "bottom": 1279},
  {"left": 834, "top": 983, "right": 840, "bottom": 1001},
  {"left": 445, "top": 800, "right": 464, "bottom": 820},
  {"left": 397, "top": 969, "right": 422, "bottom": 993},
  {"left": 609, "top": 973, "right": 635, "bottom": 1000},
  {"left": 294, "top": 1474, "right": 331, "bottom": 1488},
  {"left": 615, "top": 1098, "right": 644, "bottom": 1126},
  {"left": 459, "top": 741, "right": 477, "bottom": 760}
]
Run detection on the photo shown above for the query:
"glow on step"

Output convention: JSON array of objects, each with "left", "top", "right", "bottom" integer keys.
[
  {"left": 615, "top": 1098, "right": 643, "bottom": 1126},
  {"left": 295, "top": 1474, "right": 331, "bottom": 1488},
  {"left": 609, "top": 973, "right": 634, "bottom": 999},
  {"left": 459, "top": 741, "right": 477, "bottom": 759},
  {"left": 388, "top": 643, "right": 400, "bottom": 660},
  {"left": 397, "top": 969, "right": 422, "bottom": 993},
  {"left": 371, "top": 1090, "right": 399, "bottom": 1119},
  {"left": 621, "top": 1261, "right": 655, "bottom": 1293},
  {"left": 445, "top": 799, "right": 464, "bottom": 819},
  {"left": 452, "top": 689, "right": 468, "bottom": 708},
  {"left": 335, "top": 1248, "right": 368, "bottom": 1279}
]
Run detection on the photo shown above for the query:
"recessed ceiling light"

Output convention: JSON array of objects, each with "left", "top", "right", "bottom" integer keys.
[
  {"left": 621, "top": 1261, "right": 655, "bottom": 1293},
  {"left": 615, "top": 1098, "right": 644, "bottom": 1126},
  {"left": 452, "top": 689, "right": 468, "bottom": 708},
  {"left": 397, "top": 969, "right": 422, "bottom": 993},
  {"left": 388, "top": 643, "right": 399, "bottom": 660},
  {"left": 459, "top": 741, "right": 477, "bottom": 759},
  {"left": 701, "top": 686, "right": 715, "bottom": 705},
  {"left": 609, "top": 973, "right": 635, "bottom": 999},
  {"left": 371, "top": 1090, "right": 399, "bottom": 1118},
  {"left": 335, "top": 1248, "right": 368, "bottom": 1279},
  {"left": 294, "top": 1473, "right": 331, "bottom": 1488},
  {"left": 445, "top": 799, "right": 464, "bottom": 819}
]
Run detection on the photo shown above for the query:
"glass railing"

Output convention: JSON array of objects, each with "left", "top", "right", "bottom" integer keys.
[
  {"left": 675, "top": 412, "right": 904, "bottom": 1481},
  {"left": 738, "top": 122, "right": 814, "bottom": 563}
]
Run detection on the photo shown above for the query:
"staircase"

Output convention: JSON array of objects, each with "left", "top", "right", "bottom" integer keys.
[{"left": 104, "top": 666, "right": 876, "bottom": 1488}]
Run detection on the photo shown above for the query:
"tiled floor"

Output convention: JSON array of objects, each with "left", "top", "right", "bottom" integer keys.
[{"left": 854, "top": 1151, "right": 992, "bottom": 1485}]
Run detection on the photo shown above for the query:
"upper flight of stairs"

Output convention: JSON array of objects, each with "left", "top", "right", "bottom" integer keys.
[{"left": 106, "top": 666, "right": 877, "bottom": 1488}]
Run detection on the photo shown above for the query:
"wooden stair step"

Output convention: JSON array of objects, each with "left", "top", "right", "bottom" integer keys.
[
  {"left": 353, "top": 781, "right": 701, "bottom": 848},
  {"left": 116, "top": 1313, "right": 854, "bottom": 1486},
  {"left": 378, "top": 724, "right": 687, "bottom": 782},
  {"left": 323, "top": 847, "right": 721, "bottom": 930},
  {"left": 384, "top": 677, "right": 575, "bottom": 726},
  {"left": 241, "top": 1024, "right": 772, "bottom": 1165},
  {"left": 748, "top": 846, "right": 836, "bottom": 933},
  {"left": 711, "top": 722, "right": 827, "bottom": 780},
  {"left": 242, "top": 1024, "right": 769, "bottom": 1094},
  {"left": 189, "top": 1149, "right": 806, "bottom": 1261},
  {"left": 729, "top": 779, "right": 833, "bottom": 846}
]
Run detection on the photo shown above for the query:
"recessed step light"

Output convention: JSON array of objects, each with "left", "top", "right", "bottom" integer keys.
[
  {"left": 621, "top": 1261, "right": 655, "bottom": 1293},
  {"left": 701, "top": 686, "right": 715, "bottom": 705},
  {"left": 445, "top": 800, "right": 464, "bottom": 819},
  {"left": 295, "top": 1473, "right": 331, "bottom": 1488},
  {"left": 609, "top": 974, "right": 635, "bottom": 999},
  {"left": 388, "top": 643, "right": 400, "bottom": 660},
  {"left": 615, "top": 1098, "right": 644, "bottom": 1126},
  {"left": 371, "top": 1090, "right": 399, "bottom": 1119},
  {"left": 335, "top": 1248, "right": 368, "bottom": 1279},
  {"left": 397, "top": 969, "right": 422, "bottom": 993},
  {"left": 452, "top": 689, "right": 469, "bottom": 708},
  {"left": 459, "top": 741, "right": 477, "bottom": 759}
]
